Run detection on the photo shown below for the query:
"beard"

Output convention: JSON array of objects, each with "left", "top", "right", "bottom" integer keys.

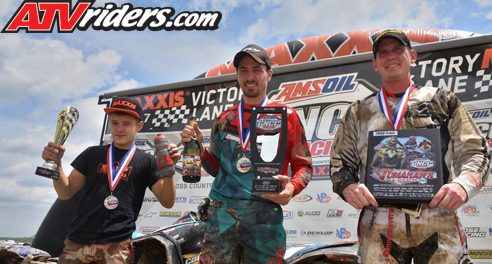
[{"left": 241, "top": 81, "right": 262, "bottom": 99}]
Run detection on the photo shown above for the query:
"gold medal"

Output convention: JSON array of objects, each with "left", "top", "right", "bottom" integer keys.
[
  {"left": 104, "top": 194, "right": 119, "bottom": 210},
  {"left": 237, "top": 156, "right": 252, "bottom": 173}
]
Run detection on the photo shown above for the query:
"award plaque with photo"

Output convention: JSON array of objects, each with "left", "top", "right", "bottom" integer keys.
[{"left": 365, "top": 129, "right": 443, "bottom": 204}]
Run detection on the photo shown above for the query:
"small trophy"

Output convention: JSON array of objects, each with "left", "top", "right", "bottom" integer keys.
[
  {"left": 250, "top": 107, "right": 288, "bottom": 194},
  {"left": 35, "top": 106, "right": 79, "bottom": 180}
]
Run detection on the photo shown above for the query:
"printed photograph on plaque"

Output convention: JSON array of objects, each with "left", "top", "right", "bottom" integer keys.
[{"left": 365, "top": 129, "right": 443, "bottom": 204}]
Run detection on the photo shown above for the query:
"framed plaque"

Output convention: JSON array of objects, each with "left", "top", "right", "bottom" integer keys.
[
  {"left": 365, "top": 129, "right": 443, "bottom": 204},
  {"left": 250, "top": 106, "right": 288, "bottom": 194}
]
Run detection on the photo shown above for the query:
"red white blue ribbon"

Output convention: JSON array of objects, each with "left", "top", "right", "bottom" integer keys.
[
  {"left": 107, "top": 142, "right": 136, "bottom": 192},
  {"left": 238, "top": 96, "right": 267, "bottom": 152},
  {"left": 377, "top": 85, "right": 412, "bottom": 130}
]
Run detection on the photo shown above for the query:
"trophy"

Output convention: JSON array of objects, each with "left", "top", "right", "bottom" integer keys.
[
  {"left": 35, "top": 106, "right": 79, "bottom": 180},
  {"left": 250, "top": 107, "right": 288, "bottom": 194}
]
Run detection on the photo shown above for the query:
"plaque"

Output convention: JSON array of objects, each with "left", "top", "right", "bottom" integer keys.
[
  {"left": 365, "top": 129, "right": 443, "bottom": 204},
  {"left": 250, "top": 107, "right": 288, "bottom": 194}
]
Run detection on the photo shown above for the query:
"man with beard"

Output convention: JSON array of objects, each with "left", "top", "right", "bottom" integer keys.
[
  {"left": 330, "top": 29, "right": 490, "bottom": 263},
  {"left": 180, "top": 44, "right": 312, "bottom": 263}
]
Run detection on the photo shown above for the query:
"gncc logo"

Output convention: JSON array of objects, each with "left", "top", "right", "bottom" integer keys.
[{"left": 2, "top": 1, "right": 222, "bottom": 33}]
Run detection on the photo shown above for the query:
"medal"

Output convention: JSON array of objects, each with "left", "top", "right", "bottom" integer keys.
[
  {"left": 236, "top": 97, "right": 268, "bottom": 174},
  {"left": 104, "top": 194, "right": 119, "bottom": 210},
  {"left": 377, "top": 84, "right": 413, "bottom": 130},
  {"left": 105, "top": 143, "right": 136, "bottom": 210},
  {"left": 237, "top": 155, "right": 252, "bottom": 173}
]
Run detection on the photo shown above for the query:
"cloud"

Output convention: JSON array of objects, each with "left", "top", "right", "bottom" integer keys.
[
  {"left": 240, "top": 0, "right": 449, "bottom": 44},
  {"left": 474, "top": 0, "right": 492, "bottom": 6},
  {"left": 0, "top": 34, "right": 122, "bottom": 107},
  {"left": 187, "top": 0, "right": 243, "bottom": 23}
]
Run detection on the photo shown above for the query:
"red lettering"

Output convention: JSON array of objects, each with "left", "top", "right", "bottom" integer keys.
[
  {"left": 277, "top": 83, "right": 295, "bottom": 102},
  {"left": 142, "top": 95, "right": 156, "bottom": 110},
  {"left": 155, "top": 93, "right": 169, "bottom": 109},
  {"left": 158, "top": 155, "right": 173, "bottom": 167},
  {"left": 40, "top": 2, "right": 91, "bottom": 31},
  {"left": 3, "top": 1, "right": 92, "bottom": 32},
  {"left": 113, "top": 100, "right": 136, "bottom": 109},
  {"left": 293, "top": 81, "right": 312, "bottom": 98},
  {"left": 482, "top": 48, "right": 492, "bottom": 69},
  {"left": 174, "top": 91, "right": 185, "bottom": 107},
  {"left": 5, "top": 3, "right": 40, "bottom": 31},
  {"left": 311, "top": 79, "right": 324, "bottom": 94},
  {"left": 308, "top": 140, "right": 332, "bottom": 157}
]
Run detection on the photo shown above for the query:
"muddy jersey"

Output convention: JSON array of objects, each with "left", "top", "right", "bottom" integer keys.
[
  {"left": 201, "top": 101, "right": 312, "bottom": 201},
  {"left": 330, "top": 86, "right": 490, "bottom": 200}
]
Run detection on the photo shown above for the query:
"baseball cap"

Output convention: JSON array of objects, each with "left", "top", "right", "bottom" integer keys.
[
  {"left": 233, "top": 44, "right": 271, "bottom": 70},
  {"left": 373, "top": 29, "right": 412, "bottom": 58},
  {"left": 104, "top": 97, "right": 144, "bottom": 121}
]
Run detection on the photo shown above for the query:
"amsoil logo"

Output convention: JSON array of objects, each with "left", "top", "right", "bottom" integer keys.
[
  {"left": 469, "top": 109, "right": 491, "bottom": 119},
  {"left": 2, "top": 1, "right": 222, "bottom": 33},
  {"left": 272, "top": 73, "right": 358, "bottom": 103}
]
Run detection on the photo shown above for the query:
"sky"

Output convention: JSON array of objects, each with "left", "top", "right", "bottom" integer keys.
[{"left": 1, "top": 0, "right": 492, "bottom": 238}]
